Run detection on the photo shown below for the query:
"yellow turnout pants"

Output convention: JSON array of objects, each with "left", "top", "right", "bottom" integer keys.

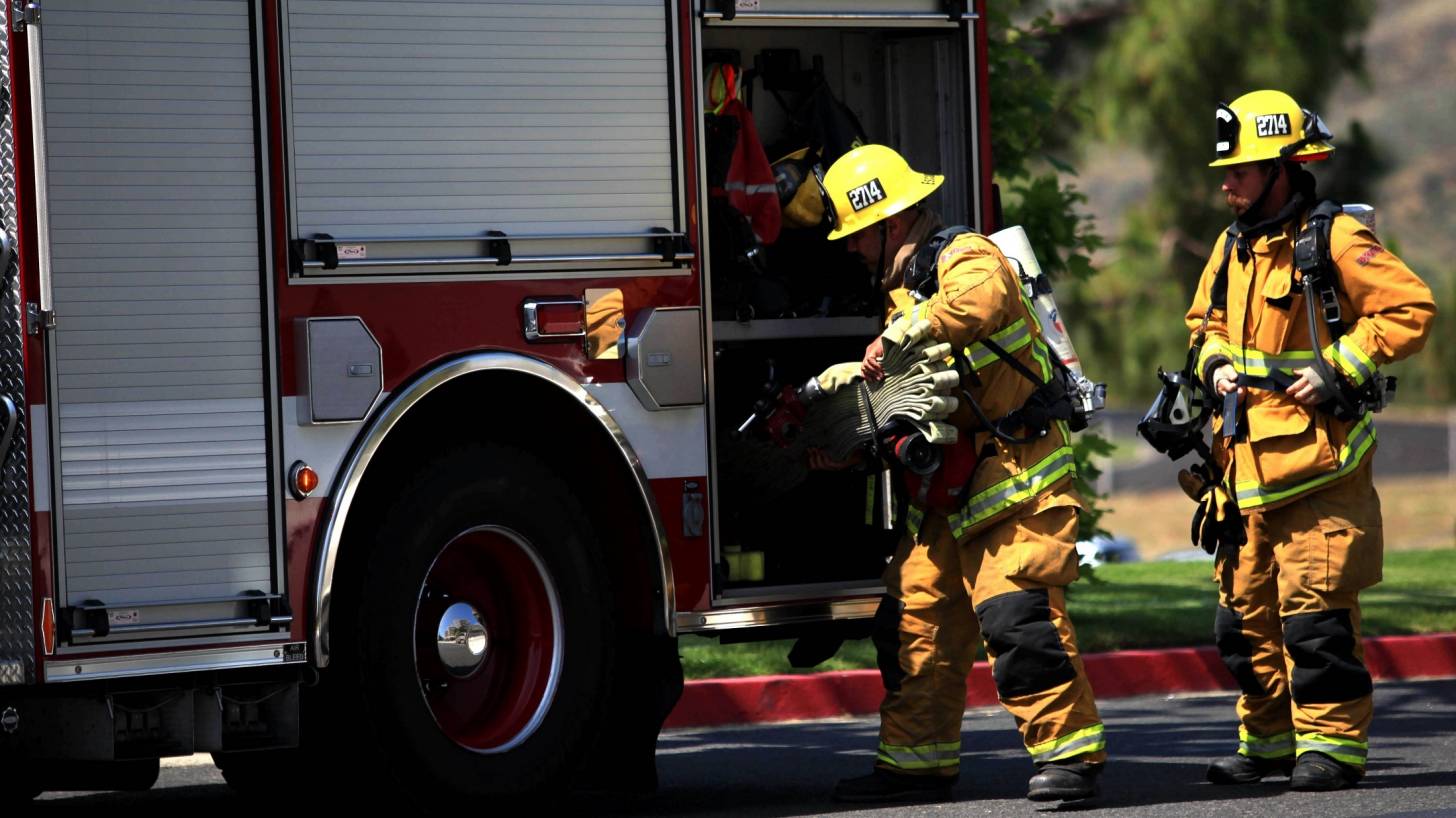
[{"left": 873, "top": 495, "right": 1106, "bottom": 776}]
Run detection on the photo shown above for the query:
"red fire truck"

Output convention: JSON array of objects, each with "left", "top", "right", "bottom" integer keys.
[{"left": 0, "top": 0, "right": 993, "bottom": 802}]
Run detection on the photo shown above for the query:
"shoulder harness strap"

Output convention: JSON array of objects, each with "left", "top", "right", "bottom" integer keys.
[
  {"left": 1294, "top": 199, "right": 1346, "bottom": 341},
  {"left": 904, "top": 226, "right": 971, "bottom": 301},
  {"left": 904, "top": 227, "right": 1082, "bottom": 443},
  {"left": 1209, "top": 225, "right": 1238, "bottom": 314}
]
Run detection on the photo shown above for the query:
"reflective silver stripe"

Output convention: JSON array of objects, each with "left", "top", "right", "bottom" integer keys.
[
  {"left": 877, "top": 741, "right": 961, "bottom": 770},
  {"left": 950, "top": 446, "right": 1075, "bottom": 536},
  {"left": 1239, "top": 733, "right": 1295, "bottom": 757},
  {"left": 719, "top": 182, "right": 779, "bottom": 195},
  {"left": 1234, "top": 412, "right": 1375, "bottom": 508},
  {"left": 1330, "top": 337, "right": 1376, "bottom": 386}
]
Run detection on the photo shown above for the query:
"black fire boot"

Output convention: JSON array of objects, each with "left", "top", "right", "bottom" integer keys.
[
  {"left": 1206, "top": 754, "right": 1296, "bottom": 784},
  {"left": 832, "top": 768, "right": 955, "bottom": 803},
  {"left": 1027, "top": 760, "right": 1102, "bottom": 802},
  {"left": 1290, "top": 752, "right": 1362, "bottom": 791}
]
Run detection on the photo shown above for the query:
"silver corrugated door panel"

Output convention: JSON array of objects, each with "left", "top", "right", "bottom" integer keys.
[
  {"left": 42, "top": 0, "right": 272, "bottom": 609},
  {"left": 285, "top": 0, "right": 675, "bottom": 244}
]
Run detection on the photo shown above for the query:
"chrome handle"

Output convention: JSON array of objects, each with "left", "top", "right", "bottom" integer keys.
[
  {"left": 0, "top": 396, "right": 19, "bottom": 466},
  {"left": 310, "top": 231, "right": 689, "bottom": 245},
  {"left": 522, "top": 297, "right": 586, "bottom": 343},
  {"left": 301, "top": 251, "right": 694, "bottom": 271},
  {"left": 70, "top": 615, "right": 293, "bottom": 638},
  {"left": 702, "top": 6, "right": 974, "bottom": 23},
  {"left": 22, "top": 2, "right": 54, "bottom": 317}
]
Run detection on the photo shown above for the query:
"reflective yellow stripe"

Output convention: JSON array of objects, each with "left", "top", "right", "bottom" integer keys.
[
  {"left": 1226, "top": 344, "right": 1318, "bottom": 378},
  {"left": 1325, "top": 336, "right": 1376, "bottom": 387},
  {"left": 1233, "top": 412, "right": 1375, "bottom": 509},
  {"left": 963, "top": 318, "right": 1031, "bottom": 372},
  {"left": 1238, "top": 727, "right": 1295, "bottom": 759},
  {"left": 1027, "top": 724, "right": 1105, "bottom": 763},
  {"left": 1028, "top": 333, "right": 1054, "bottom": 380},
  {"left": 905, "top": 505, "right": 925, "bottom": 540},
  {"left": 877, "top": 740, "right": 961, "bottom": 770},
  {"left": 1296, "top": 733, "right": 1367, "bottom": 767},
  {"left": 1215, "top": 340, "right": 1380, "bottom": 388},
  {"left": 1198, "top": 336, "right": 1232, "bottom": 379},
  {"left": 948, "top": 446, "right": 1076, "bottom": 538}
]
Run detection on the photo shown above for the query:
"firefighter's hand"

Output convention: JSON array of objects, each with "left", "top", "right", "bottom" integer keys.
[
  {"left": 1286, "top": 366, "right": 1333, "bottom": 406},
  {"left": 807, "top": 447, "right": 862, "bottom": 471},
  {"left": 1212, "top": 363, "right": 1242, "bottom": 398},
  {"left": 861, "top": 336, "right": 885, "bottom": 382}
]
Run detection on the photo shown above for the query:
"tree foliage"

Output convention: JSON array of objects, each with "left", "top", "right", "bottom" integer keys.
[
  {"left": 986, "top": 4, "right": 1109, "bottom": 540},
  {"left": 1089, "top": 0, "right": 1376, "bottom": 290}
]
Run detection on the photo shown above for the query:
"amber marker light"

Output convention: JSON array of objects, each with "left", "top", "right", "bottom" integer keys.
[
  {"left": 290, "top": 461, "right": 319, "bottom": 500},
  {"left": 41, "top": 597, "right": 55, "bottom": 655}
]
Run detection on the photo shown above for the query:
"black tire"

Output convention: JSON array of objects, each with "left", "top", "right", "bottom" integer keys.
[
  {"left": 579, "top": 633, "right": 683, "bottom": 794},
  {"left": 213, "top": 749, "right": 299, "bottom": 797},
  {"left": 0, "top": 779, "right": 39, "bottom": 804},
  {"left": 350, "top": 443, "right": 615, "bottom": 804}
]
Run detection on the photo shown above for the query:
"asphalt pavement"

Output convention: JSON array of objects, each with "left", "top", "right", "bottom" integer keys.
[{"left": 34, "top": 678, "right": 1456, "bottom": 817}]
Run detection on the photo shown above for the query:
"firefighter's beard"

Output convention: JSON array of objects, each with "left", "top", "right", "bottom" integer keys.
[{"left": 1226, "top": 191, "right": 1254, "bottom": 217}]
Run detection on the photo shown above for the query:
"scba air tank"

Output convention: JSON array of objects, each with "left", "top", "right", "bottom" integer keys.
[{"left": 988, "top": 225, "right": 1107, "bottom": 419}]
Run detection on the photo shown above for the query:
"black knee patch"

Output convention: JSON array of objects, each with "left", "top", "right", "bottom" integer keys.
[
  {"left": 1214, "top": 605, "right": 1266, "bottom": 697},
  {"left": 1283, "top": 609, "right": 1373, "bottom": 704},
  {"left": 974, "top": 589, "right": 1075, "bottom": 698},
  {"left": 872, "top": 595, "right": 905, "bottom": 692}
]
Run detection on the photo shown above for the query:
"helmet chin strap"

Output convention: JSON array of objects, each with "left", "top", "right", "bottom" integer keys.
[
  {"left": 1239, "top": 160, "right": 1284, "bottom": 225},
  {"left": 876, "top": 219, "right": 890, "bottom": 287}
]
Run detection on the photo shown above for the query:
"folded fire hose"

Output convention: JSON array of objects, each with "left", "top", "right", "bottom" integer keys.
[
  {"left": 724, "top": 318, "right": 962, "bottom": 505},
  {"left": 796, "top": 317, "right": 960, "bottom": 460}
]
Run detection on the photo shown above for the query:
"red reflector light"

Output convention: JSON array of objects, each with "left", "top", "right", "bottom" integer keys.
[{"left": 536, "top": 302, "right": 584, "bottom": 336}]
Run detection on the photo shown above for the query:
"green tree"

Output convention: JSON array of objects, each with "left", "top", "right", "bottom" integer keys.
[
  {"left": 1046, "top": 0, "right": 1380, "bottom": 405},
  {"left": 1091, "top": 0, "right": 1376, "bottom": 290},
  {"left": 987, "top": 4, "right": 1112, "bottom": 540}
]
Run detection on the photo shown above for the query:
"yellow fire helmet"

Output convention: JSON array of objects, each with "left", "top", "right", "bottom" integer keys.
[
  {"left": 820, "top": 144, "right": 943, "bottom": 240},
  {"left": 1210, "top": 89, "right": 1335, "bottom": 167},
  {"left": 772, "top": 148, "right": 827, "bottom": 229}
]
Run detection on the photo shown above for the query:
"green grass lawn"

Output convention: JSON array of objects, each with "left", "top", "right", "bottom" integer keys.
[{"left": 680, "top": 549, "right": 1456, "bottom": 680}]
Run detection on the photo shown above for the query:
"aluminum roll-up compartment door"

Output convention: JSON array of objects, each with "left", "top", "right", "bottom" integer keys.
[
  {"left": 700, "top": 0, "right": 968, "bottom": 22},
  {"left": 284, "top": 0, "right": 680, "bottom": 272},
  {"left": 37, "top": 0, "right": 280, "bottom": 637}
]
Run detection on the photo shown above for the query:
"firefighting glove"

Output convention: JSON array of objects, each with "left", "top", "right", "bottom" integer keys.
[
  {"left": 1189, "top": 479, "right": 1246, "bottom": 555},
  {"left": 873, "top": 315, "right": 931, "bottom": 359},
  {"left": 1177, "top": 462, "right": 1218, "bottom": 501},
  {"left": 814, "top": 362, "right": 863, "bottom": 395}
]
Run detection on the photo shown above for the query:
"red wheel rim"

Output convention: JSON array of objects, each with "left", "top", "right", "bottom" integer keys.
[{"left": 415, "top": 525, "right": 562, "bottom": 753}]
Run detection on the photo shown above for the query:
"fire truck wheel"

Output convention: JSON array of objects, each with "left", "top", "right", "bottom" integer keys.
[
  {"left": 356, "top": 443, "right": 614, "bottom": 801},
  {"left": 213, "top": 748, "right": 299, "bottom": 796},
  {"left": 0, "top": 780, "right": 40, "bottom": 803}
]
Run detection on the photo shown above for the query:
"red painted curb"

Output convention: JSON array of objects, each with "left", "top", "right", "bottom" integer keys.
[{"left": 665, "top": 632, "right": 1456, "bottom": 729}]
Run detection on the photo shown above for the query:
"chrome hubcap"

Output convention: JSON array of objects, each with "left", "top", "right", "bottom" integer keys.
[{"left": 435, "top": 601, "right": 489, "bottom": 677}]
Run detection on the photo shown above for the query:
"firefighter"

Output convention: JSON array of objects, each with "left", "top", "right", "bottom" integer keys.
[
  {"left": 1187, "top": 90, "right": 1436, "bottom": 790},
  {"left": 812, "top": 145, "right": 1106, "bottom": 804}
]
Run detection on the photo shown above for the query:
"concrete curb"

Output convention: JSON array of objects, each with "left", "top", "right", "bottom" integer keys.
[{"left": 665, "top": 632, "right": 1456, "bottom": 729}]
